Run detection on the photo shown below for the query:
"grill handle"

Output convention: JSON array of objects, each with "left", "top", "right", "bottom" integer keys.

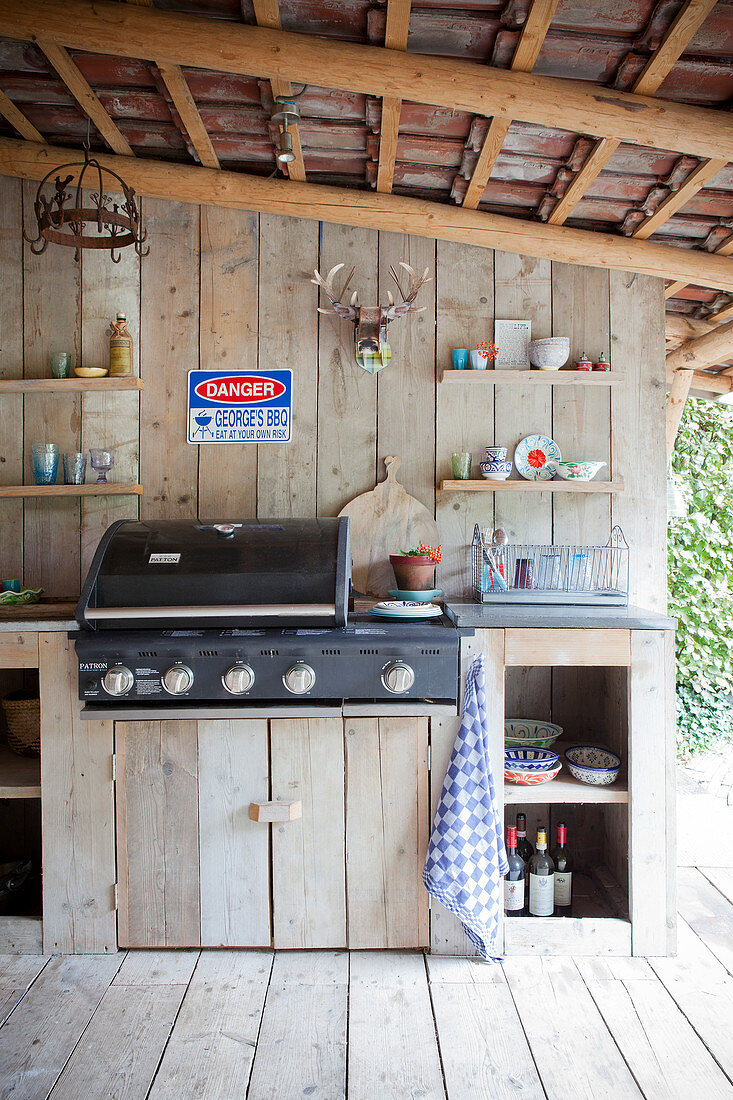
[{"left": 83, "top": 603, "right": 335, "bottom": 621}]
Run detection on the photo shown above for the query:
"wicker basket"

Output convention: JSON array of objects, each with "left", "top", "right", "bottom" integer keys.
[{"left": 1, "top": 693, "right": 40, "bottom": 758}]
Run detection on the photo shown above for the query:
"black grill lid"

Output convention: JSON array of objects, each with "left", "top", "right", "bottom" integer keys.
[{"left": 76, "top": 518, "right": 351, "bottom": 630}]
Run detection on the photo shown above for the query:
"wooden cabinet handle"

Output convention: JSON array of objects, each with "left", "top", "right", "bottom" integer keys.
[{"left": 249, "top": 800, "right": 302, "bottom": 823}]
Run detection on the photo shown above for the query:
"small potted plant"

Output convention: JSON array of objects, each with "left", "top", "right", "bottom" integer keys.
[
  {"left": 469, "top": 340, "right": 499, "bottom": 370},
  {"left": 389, "top": 543, "right": 442, "bottom": 591}
]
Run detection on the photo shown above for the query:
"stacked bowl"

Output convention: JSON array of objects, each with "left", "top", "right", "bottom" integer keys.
[
  {"left": 504, "top": 719, "right": 562, "bottom": 749},
  {"left": 504, "top": 747, "right": 562, "bottom": 785}
]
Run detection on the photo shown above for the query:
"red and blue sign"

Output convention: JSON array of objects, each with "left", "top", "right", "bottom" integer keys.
[{"left": 187, "top": 369, "right": 292, "bottom": 444}]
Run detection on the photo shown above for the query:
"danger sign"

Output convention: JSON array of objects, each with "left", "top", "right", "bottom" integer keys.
[{"left": 187, "top": 369, "right": 292, "bottom": 445}]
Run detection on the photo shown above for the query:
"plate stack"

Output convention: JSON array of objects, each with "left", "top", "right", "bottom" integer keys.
[{"left": 369, "top": 601, "right": 442, "bottom": 621}]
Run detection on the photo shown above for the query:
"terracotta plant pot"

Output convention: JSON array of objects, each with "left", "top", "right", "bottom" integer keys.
[{"left": 389, "top": 554, "right": 437, "bottom": 591}]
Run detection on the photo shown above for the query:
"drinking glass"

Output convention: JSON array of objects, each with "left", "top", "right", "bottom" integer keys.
[
  {"left": 451, "top": 349, "right": 469, "bottom": 371},
  {"left": 451, "top": 452, "right": 471, "bottom": 480},
  {"left": 32, "top": 443, "right": 59, "bottom": 485},
  {"left": 63, "top": 452, "right": 86, "bottom": 485},
  {"left": 89, "top": 449, "right": 114, "bottom": 485},
  {"left": 49, "top": 352, "right": 71, "bottom": 379}
]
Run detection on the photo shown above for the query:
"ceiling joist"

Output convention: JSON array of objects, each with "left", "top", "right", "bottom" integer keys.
[
  {"left": 156, "top": 61, "right": 219, "bottom": 169},
  {"left": 37, "top": 39, "right": 133, "bottom": 156},
  {"left": 633, "top": 157, "right": 726, "bottom": 240},
  {"left": 252, "top": 0, "right": 306, "bottom": 183},
  {"left": 4, "top": 136, "right": 733, "bottom": 296},
  {"left": 0, "top": 89, "right": 43, "bottom": 142},
  {"left": 3, "top": 0, "right": 733, "bottom": 164},
  {"left": 376, "top": 0, "right": 411, "bottom": 195},
  {"left": 462, "top": 0, "right": 559, "bottom": 210},
  {"left": 546, "top": 0, "right": 719, "bottom": 226}
]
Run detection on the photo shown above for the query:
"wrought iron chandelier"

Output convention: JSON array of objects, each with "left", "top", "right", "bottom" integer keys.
[{"left": 23, "top": 148, "right": 149, "bottom": 263}]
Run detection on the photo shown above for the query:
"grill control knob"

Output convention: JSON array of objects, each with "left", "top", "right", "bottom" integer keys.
[
  {"left": 222, "top": 664, "right": 255, "bottom": 695},
  {"left": 162, "top": 664, "right": 194, "bottom": 695},
  {"left": 102, "top": 666, "right": 134, "bottom": 696},
  {"left": 382, "top": 661, "right": 415, "bottom": 694},
  {"left": 283, "top": 663, "right": 316, "bottom": 695}
]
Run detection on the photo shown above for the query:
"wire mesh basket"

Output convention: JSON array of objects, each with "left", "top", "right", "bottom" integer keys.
[{"left": 472, "top": 525, "right": 629, "bottom": 605}]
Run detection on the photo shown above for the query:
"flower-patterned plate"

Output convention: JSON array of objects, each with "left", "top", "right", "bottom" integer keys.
[{"left": 514, "top": 434, "right": 562, "bottom": 481}]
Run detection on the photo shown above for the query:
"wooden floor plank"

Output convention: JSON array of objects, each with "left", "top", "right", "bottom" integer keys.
[
  {"left": 502, "top": 956, "right": 643, "bottom": 1099},
  {"left": 348, "top": 952, "right": 446, "bottom": 1100},
  {"left": 148, "top": 951, "right": 272, "bottom": 1099},
  {"left": 48, "top": 984, "right": 188, "bottom": 1099},
  {"left": 700, "top": 867, "right": 733, "bottom": 908},
  {"left": 583, "top": 973, "right": 732, "bottom": 1099},
  {"left": 246, "top": 951, "right": 348, "bottom": 1100},
  {"left": 677, "top": 867, "right": 733, "bottom": 976},
  {"left": 426, "top": 955, "right": 506, "bottom": 984},
  {"left": 112, "top": 949, "right": 200, "bottom": 986},
  {"left": 0, "top": 954, "right": 123, "bottom": 1098},
  {"left": 650, "top": 918, "right": 733, "bottom": 1082},
  {"left": 0, "top": 955, "right": 50, "bottom": 1026},
  {"left": 432, "top": 980, "right": 544, "bottom": 1100}
]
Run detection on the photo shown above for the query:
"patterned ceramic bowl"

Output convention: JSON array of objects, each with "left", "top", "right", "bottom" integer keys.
[
  {"left": 504, "top": 719, "right": 563, "bottom": 748},
  {"left": 564, "top": 744, "right": 621, "bottom": 786},
  {"left": 483, "top": 446, "right": 508, "bottom": 462},
  {"left": 505, "top": 762, "right": 562, "bottom": 785},
  {"left": 528, "top": 337, "right": 570, "bottom": 370},
  {"left": 556, "top": 461, "right": 607, "bottom": 481},
  {"left": 504, "top": 747, "right": 560, "bottom": 771},
  {"left": 480, "top": 461, "right": 512, "bottom": 481}
]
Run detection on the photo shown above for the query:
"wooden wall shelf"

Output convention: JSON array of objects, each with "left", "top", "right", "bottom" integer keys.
[
  {"left": 504, "top": 774, "right": 628, "bottom": 804},
  {"left": 440, "top": 369, "right": 623, "bottom": 385},
  {"left": 0, "top": 378, "right": 144, "bottom": 393},
  {"left": 441, "top": 480, "right": 623, "bottom": 493},
  {"left": 0, "top": 484, "right": 143, "bottom": 498},
  {"left": 0, "top": 745, "right": 41, "bottom": 799}
]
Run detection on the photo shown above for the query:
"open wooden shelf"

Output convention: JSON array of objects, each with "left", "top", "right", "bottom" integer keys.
[
  {"left": 0, "top": 744, "right": 41, "bottom": 798},
  {"left": 0, "top": 484, "right": 143, "bottom": 498},
  {"left": 503, "top": 870, "right": 630, "bottom": 954},
  {"left": 504, "top": 773, "right": 627, "bottom": 804},
  {"left": 440, "top": 369, "right": 623, "bottom": 385},
  {"left": 0, "top": 378, "right": 143, "bottom": 393},
  {"left": 442, "top": 479, "right": 623, "bottom": 493}
]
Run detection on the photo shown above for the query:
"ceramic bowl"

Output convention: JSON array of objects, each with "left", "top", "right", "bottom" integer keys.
[
  {"left": 480, "top": 460, "right": 512, "bottom": 481},
  {"left": 564, "top": 744, "right": 621, "bottom": 786},
  {"left": 528, "top": 337, "right": 570, "bottom": 371},
  {"left": 387, "top": 588, "right": 442, "bottom": 603},
  {"left": 484, "top": 446, "right": 508, "bottom": 462},
  {"left": 504, "top": 747, "right": 560, "bottom": 771},
  {"left": 74, "top": 366, "right": 109, "bottom": 378},
  {"left": 557, "top": 461, "right": 607, "bottom": 482},
  {"left": 505, "top": 762, "right": 562, "bottom": 785},
  {"left": 504, "top": 719, "right": 563, "bottom": 748},
  {"left": 0, "top": 586, "right": 43, "bottom": 606}
]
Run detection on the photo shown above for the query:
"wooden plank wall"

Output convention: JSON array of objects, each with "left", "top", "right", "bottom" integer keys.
[{"left": 0, "top": 174, "right": 666, "bottom": 611}]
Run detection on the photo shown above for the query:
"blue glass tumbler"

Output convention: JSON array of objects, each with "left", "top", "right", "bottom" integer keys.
[{"left": 32, "top": 443, "right": 59, "bottom": 485}]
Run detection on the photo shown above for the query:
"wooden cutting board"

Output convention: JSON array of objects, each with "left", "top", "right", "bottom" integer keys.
[{"left": 338, "top": 456, "right": 439, "bottom": 597}]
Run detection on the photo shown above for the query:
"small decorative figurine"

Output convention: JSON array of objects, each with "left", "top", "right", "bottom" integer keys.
[{"left": 576, "top": 352, "right": 592, "bottom": 371}]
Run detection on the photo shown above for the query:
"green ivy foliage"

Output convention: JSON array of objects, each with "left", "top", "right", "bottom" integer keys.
[{"left": 669, "top": 396, "right": 733, "bottom": 758}]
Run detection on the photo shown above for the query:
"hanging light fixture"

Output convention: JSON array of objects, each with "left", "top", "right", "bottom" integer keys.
[
  {"left": 271, "top": 95, "right": 300, "bottom": 165},
  {"left": 23, "top": 147, "right": 149, "bottom": 263}
]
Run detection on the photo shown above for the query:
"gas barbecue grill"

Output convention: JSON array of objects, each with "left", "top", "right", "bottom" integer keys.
[{"left": 74, "top": 518, "right": 464, "bottom": 713}]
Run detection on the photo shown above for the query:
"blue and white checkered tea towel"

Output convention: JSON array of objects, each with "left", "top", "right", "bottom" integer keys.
[{"left": 423, "top": 654, "right": 508, "bottom": 959}]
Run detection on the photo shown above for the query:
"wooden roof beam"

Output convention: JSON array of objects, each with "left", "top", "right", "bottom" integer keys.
[
  {"left": 5, "top": 136, "right": 733, "bottom": 295},
  {"left": 0, "top": 89, "right": 43, "bottom": 142},
  {"left": 666, "top": 317, "right": 733, "bottom": 373},
  {"left": 4, "top": 0, "right": 732, "bottom": 163},
  {"left": 376, "top": 1, "right": 411, "bottom": 195},
  {"left": 252, "top": 0, "right": 305, "bottom": 183},
  {"left": 463, "top": 0, "right": 559, "bottom": 210},
  {"left": 37, "top": 40, "right": 133, "bottom": 156},
  {"left": 546, "top": 0, "right": 718, "bottom": 226}
]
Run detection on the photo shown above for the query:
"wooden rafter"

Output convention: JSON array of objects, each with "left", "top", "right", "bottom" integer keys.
[
  {"left": 666, "top": 317, "right": 733, "bottom": 373},
  {"left": 633, "top": 157, "right": 726, "bottom": 240},
  {"left": 37, "top": 40, "right": 133, "bottom": 156},
  {"left": 463, "top": 0, "right": 559, "bottom": 210},
  {"left": 376, "top": 0, "right": 411, "bottom": 195},
  {"left": 0, "top": 89, "right": 43, "bottom": 142},
  {"left": 252, "top": 0, "right": 306, "bottom": 183},
  {"left": 665, "top": 280, "right": 688, "bottom": 300},
  {"left": 547, "top": 0, "right": 718, "bottom": 226},
  {"left": 156, "top": 62, "right": 219, "bottom": 169},
  {"left": 709, "top": 301, "right": 733, "bottom": 325},
  {"left": 6, "top": 136, "right": 733, "bottom": 295},
  {"left": 4, "top": 0, "right": 733, "bottom": 163}
]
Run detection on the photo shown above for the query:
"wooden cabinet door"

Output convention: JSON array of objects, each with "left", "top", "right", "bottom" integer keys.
[
  {"left": 115, "top": 719, "right": 270, "bottom": 948},
  {"left": 270, "top": 718, "right": 346, "bottom": 949},
  {"left": 345, "top": 717, "right": 430, "bottom": 949}
]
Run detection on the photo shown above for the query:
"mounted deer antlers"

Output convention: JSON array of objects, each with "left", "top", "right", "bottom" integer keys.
[{"left": 310, "top": 261, "right": 432, "bottom": 374}]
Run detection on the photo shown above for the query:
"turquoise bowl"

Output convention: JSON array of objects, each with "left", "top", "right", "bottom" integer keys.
[
  {"left": 387, "top": 588, "right": 442, "bottom": 603},
  {"left": 504, "top": 719, "right": 563, "bottom": 749}
]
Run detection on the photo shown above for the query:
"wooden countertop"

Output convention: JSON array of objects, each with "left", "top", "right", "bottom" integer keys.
[{"left": 0, "top": 601, "right": 76, "bottom": 632}]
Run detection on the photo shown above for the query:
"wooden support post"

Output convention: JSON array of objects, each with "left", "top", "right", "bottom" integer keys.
[{"left": 667, "top": 370, "right": 694, "bottom": 459}]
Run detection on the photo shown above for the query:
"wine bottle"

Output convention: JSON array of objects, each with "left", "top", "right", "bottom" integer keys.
[
  {"left": 551, "top": 822, "right": 573, "bottom": 916},
  {"left": 528, "top": 825, "right": 554, "bottom": 917},
  {"left": 504, "top": 826, "right": 527, "bottom": 917},
  {"left": 515, "top": 812, "right": 534, "bottom": 864}
]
